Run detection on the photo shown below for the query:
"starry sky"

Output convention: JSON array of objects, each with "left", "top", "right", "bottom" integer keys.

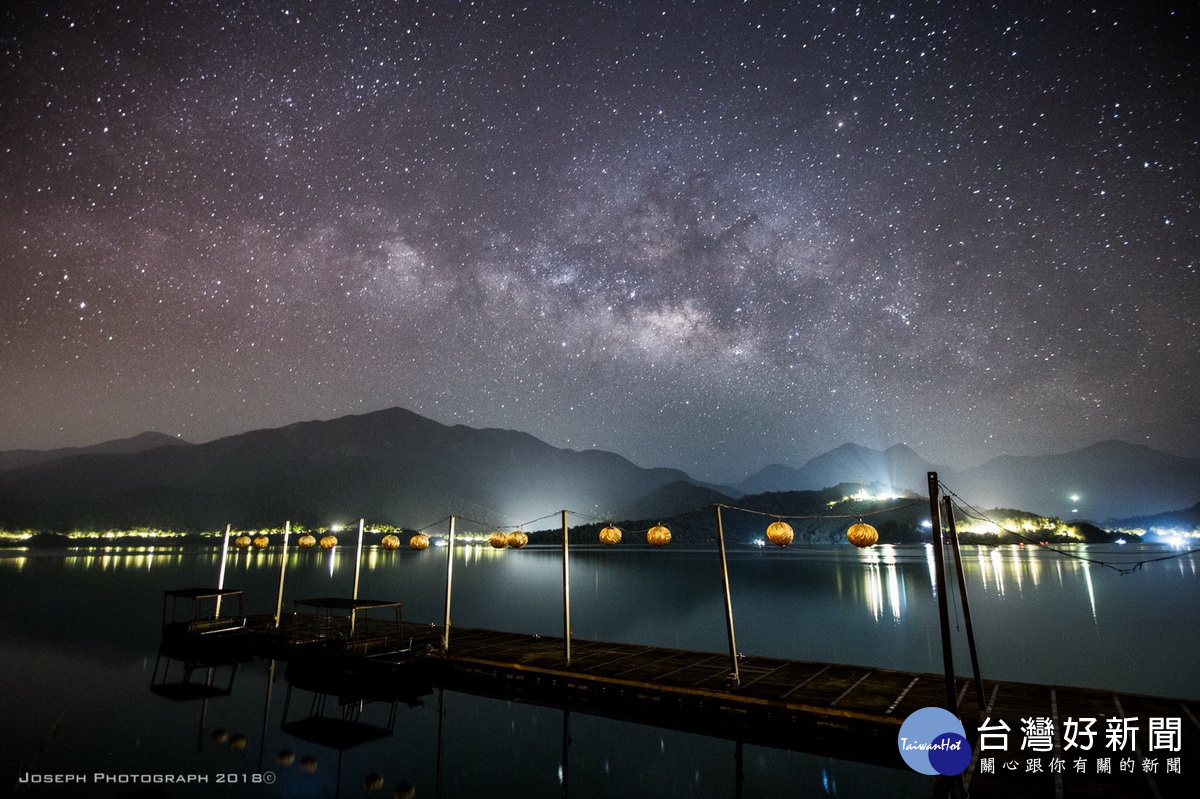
[{"left": 1, "top": 0, "right": 1196, "bottom": 482}]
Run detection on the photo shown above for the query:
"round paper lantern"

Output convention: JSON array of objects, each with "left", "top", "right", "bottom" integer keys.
[
  {"left": 409, "top": 533, "right": 430, "bottom": 550},
  {"left": 251, "top": 535, "right": 269, "bottom": 549},
  {"left": 319, "top": 534, "right": 338, "bottom": 549},
  {"left": 488, "top": 530, "right": 509, "bottom": 549},
  {"left": 233, "top": 535, "right": 252, "bottom": 549},
  {"left": 598, "top": 525, "right": 622, "bottom": 546},
  {"left": 297, "top": 534, "right": 316, "bottom": 548},
  {"left": 846, "top": 521, "right": 879, "bottom": 548},
  {"left": 299, "top": 755, "right": 318, "bottom": 774},
  {"left": 380, "top": 534, "right": 401, "bottom": 551},
  {"left": 765, "top": 520, "right": 794, "bottom": 547},
  {"left": 506, "top": 530, "right": 529, "bottom": 549},
  {"left": 646, "top": 525, "right": 672, "bottom": 546}
]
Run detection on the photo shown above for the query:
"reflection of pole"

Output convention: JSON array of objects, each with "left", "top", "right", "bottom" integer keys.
[
  {"left": 350, "top": 518, "right": 364, "bottom": 637},
  {"left": 927, "top": 472, "right": 957, "bottom": 714},
  {"left": 435, "top": 688, "right": 446, "bottom": 799},
  {"left": 734, "top": 740, "right": 744, "bottom": 799},
  {"left": 943, "top": 496, "right": 985, "bottom": 714},
  {"left": 198, "top": 667, "right": 215, "bottom": 752},
  {"left": 562, "top": 509, "right": 571, "bottom": 663},
  {"left": 215, "top": 524, "right": 231, "bottom": 618},
  {"left": 274, "top": 522, "right": 290, "bottom": 628},
  {"left": 714, "top": 505, "right": 740, "bottom": 687},
  {"left": 258, "top": 659, "right": 276, "bottom": 771},
  {"left": 561, "top": 708, "right": 571, "bottom": 799},
  {"left": 442, "top": 516, "right": 456, "bottom": 652}
]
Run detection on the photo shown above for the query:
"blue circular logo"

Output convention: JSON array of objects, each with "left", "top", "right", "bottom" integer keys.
[{"left": 897, "top": 707, "right": 972, "bottom": 776}]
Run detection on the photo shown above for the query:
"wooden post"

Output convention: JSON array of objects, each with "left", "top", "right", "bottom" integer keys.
[
  {"left": 562, "top": 509, "right": 572, "bottom": 663},
  {"left": 274, "top": 521, "right": 290, "bottom": 628},
  {"left": 943, "top": 496, "right": 985, "bottom": 713},
  {"left": 215, "top": 523, "right": 231, "bottom": 618},
  {"left": 714, "top": 505, "right": 741, "bottom": 686},
  {"left": 927, "top": 472, "right": 957, "bottom": 714},
  {"left": 350, "top": 518, "right": 365, "bottom": 637},
  {"left": 442, "top": 516, "right": 456, "bottom": 653}
]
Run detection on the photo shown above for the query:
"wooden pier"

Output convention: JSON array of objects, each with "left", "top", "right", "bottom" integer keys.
[{"left": 163, "top": 602, "right": 1199, "bottom": 798}]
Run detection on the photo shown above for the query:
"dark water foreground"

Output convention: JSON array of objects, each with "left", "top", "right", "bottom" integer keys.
[{"left": 1, "top": 542, "right": 1197, "bottom": 797}]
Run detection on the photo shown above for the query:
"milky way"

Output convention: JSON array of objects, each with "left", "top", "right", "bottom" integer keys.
[{"left": 1, "top": 1, "right": 1196, "bottom": 481}]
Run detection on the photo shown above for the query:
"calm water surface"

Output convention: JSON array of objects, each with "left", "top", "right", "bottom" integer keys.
[{"left": 1, "top": 541, "right": 1197, "bottom": 797}]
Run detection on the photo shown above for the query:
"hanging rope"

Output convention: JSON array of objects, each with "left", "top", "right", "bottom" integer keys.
[{"left": 939, "top": 483, "right": 1200, "bottom": 576}]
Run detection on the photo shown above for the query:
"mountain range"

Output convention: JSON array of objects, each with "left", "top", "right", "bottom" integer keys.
[{"left": 0, "top": 407, "right": 1196, "bottom": 531}]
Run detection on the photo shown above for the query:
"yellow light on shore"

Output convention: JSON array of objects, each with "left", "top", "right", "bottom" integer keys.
[
  {"left": 506, "top": 530, "right": 528, "bottom": 549},
  {"left": 488, "top": 530, "right": 509, "bottom": 549},
  {"left": 646, "top": 524, "right": 672, "bottom": 546},
  {"left": 409, "top": 533, "right": 430, "bottom": 550},
  {"left": 380, "top": 534, "right": 401, "bottom": 551},
  {"left": 765, "top": 520, "right": 794, "bottom": 547},
  {"left": 319, "top": 535, "right": 338, "bottom": 549},
  {"left": 251, "top": 535, "right": 269, "bottom": 549},
  {"left": 598, "top": 525, "right": 622, "bottom": 546},
  {"left": 847, "top": 522, "right": 879, "bottom": 548},
  {"left": 233, "top": 535, "right": 252, "bottom": 549},
  {"left": 297, "top": 534, "right": 316, "bottom": 548}
]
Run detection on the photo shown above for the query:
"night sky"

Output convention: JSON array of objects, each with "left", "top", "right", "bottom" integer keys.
[{"left": 2, "top": 1, "right": 1196, "bottom": 482}]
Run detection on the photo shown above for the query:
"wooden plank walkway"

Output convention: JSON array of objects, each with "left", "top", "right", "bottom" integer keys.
[{"left": 185, "top": 615, "right": 1199, "bottom": 797}]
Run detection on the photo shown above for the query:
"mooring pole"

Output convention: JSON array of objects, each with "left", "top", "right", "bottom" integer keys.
[
  {"left": 352, "top": 518, "right": 365, "bottom": 600},
  {"left": 562, "top": 509, "right": 572, "bottom": 663},
  {"left": 274, "top": 521, "right": 290, "bottom": 628},
  {"left": 215, "top": 523, "right": 232, "bottom": 618},
  {"left": 943, "top": 495, "right": 985, "bottom": 713},
  {"left": 442, "top": 516, "right": 456, "bottom": 653},
  {"left": 713, "top": 504, "right": 741, "bottom": 686},
  {"left": 927, "top": 472, "right": 957, "bottom": 714}
]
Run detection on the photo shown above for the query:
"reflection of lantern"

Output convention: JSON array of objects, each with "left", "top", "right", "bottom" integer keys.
[
  {"left": 506, "top": 530, "right": 528, "bottom": 549},
  {"left": 765, "top": 521, "right": 794, "bottom": 547},
  {"left": 381, "top": 534, "right": 401, "bottom": 551},
  {"left": 319, "top": 535, "right": 337, "bottom": 549},
  {"left": 276, "top": 750, "right": 295, "bottom": 767},
  {"left": 229, "top": 733, "right": 247, "bottom": 750},
  {"left": 210, "top": 728, "right": 229, "bottom": 745},
  {"left": 599, "top": 525, "right": 622, "bottom": 546},
  {"left": 233, "top": 535, "right": 252, "bottom": 549},
  {"left": 297, "top": 534, "right": 316, "bottom": 548},
  {"left": 488, "top": 531, "right": 508, "bottom": 549},
  {"left": 365, "top": 773, "right": 385, "bottom": 793},
  {"left": 394, "top": 782, "right": 416, "bottom": 799},
  {"left": 299, "top": 755, "right": 318, "bottom": 774},
  {"left": 847, "top": 522, "right": 879, "bottom": 548},
  {"left": 252, "top": 535, "right": 269, "bottom": 549},
  {"left": 646, "top": 525, "right": 671, "bottom": 546},
  {"left": 409, "top": 533, "right": 430, "bottom": 550}
]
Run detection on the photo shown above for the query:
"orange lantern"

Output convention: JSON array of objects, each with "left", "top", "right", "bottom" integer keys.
[
  {"left": 598, "top": 525, "right": 622, "bottom": 546},
  {"left": 646, "top": 524, "right": 671, "bottom": 546},
  {"left": 488, "top": 531, "right": 509, "bottom": 549},
  {"left": 765, "top": 520, "right": 794, "bottom": 547},
  {"left": 506, "top": 530, "right": 529, "bottom": 549},
  {"left": 319, "top": 535, "right": 338, "bottom": 549},
  {"left": 846, "top": 521, "right": 879, "bottom": 548},
  {"left": 251, "top": 535, "right": 269, "bottom": 549},
  {"left": 409, "top": 533, "right": 430, "bottom": 550},
  {"left": 380, "top": 534, "right": 401, "bottom": 550},
  {"left": 233, "top": 535, "right": 252, "bottom": 549},
  {"left": 297, "top": 534, "right": 316, "bottom": 548}
]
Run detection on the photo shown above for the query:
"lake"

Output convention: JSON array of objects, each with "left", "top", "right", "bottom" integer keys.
[{"left": 2, "top": 540, "right": 1197, "bottom": 797}]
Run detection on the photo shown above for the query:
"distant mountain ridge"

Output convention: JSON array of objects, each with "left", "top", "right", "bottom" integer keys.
[
  {"left": 737, "top": 443, "right": 939, "bottom": 496},
  {"left": 0, "top": 408, "right": 707, "bottom": 531},
  {"left": 0, "top": 431, "right": 189, "bottom": 472}
]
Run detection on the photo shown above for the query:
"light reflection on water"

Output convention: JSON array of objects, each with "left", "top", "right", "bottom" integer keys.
[{"left": 1, "top": 542, "right": 1197, "bottom": 797}]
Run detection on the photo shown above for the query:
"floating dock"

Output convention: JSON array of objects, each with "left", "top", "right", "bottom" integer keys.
[{"left": 160, "top": 595, "right": 1199, "bottom": 799}]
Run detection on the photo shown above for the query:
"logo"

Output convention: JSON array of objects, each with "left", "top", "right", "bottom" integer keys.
[{"left": 897, "top": 707, "right": 973, "bottom": 776}]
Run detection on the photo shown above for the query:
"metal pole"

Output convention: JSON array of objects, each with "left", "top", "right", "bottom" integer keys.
[
  {"left": 350, "top": 518, "right": 365, "bottom": 637},
  {"left": 927, "top": 472, "right": 957, "bottom": 714},
  {"left": 274, "top": 521, "right": 291, "bottom": 628},
  {"left": 442, "top": 516, "right": 455, "bottom": 652},
  {"left": 944, "top": 495, "right": 985, "bottom": 713},
  {"left": 714, "top": 505, "right": 740, "bottom": 687},
  {"left": 215, "top": 523, "right": 231, "bottom": 618},
  {"left": 562, "top": 509, "right": 571, "bottom": 663}
]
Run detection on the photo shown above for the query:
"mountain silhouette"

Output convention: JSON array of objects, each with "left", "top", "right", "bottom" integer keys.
[{"left": 0, "top": 431, "right": 189, "bottom": 472}]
